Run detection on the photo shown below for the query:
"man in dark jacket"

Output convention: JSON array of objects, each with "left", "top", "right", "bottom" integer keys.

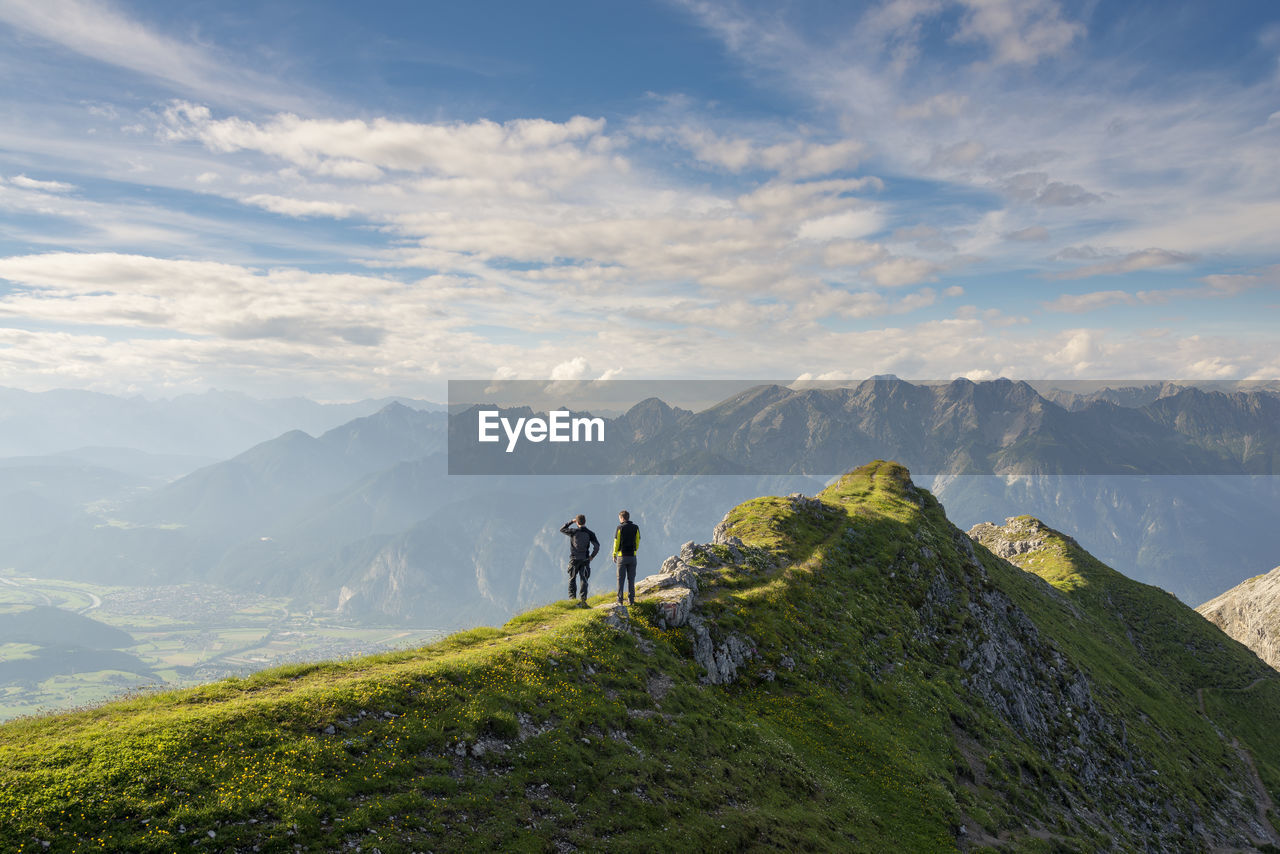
[
  {"left": 613, "top": 510, "right": 640, "bottom": 606},
  {"left": 560, "top": 514, "right": 599, "bottom": 607}
]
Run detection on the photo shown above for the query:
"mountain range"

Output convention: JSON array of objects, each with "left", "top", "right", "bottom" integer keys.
[
  {"left": 0, "top": 386, "right": 442, "bottom": 459},
  {"left": 453, "top": 378, "right": 1280, "bottom": 476},
  {"left": 3, "top": 462, "right": 1278, "bottom": 851},
  {"left": 2, "top": 378, "right": 1277, "bottom": 624}
]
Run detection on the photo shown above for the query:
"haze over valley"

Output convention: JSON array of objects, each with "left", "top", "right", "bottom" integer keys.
[{"left": 2, "top": 378, "right": 1277, "bottom": 721}]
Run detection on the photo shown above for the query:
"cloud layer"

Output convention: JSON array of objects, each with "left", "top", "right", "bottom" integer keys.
[{"left": 0, "top": 0, "right": 1276, "bottom": 396}]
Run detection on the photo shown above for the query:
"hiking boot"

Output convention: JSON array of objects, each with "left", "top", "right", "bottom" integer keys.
[{"left": 628, "top": 598, "right": 636, "bottom": 607}]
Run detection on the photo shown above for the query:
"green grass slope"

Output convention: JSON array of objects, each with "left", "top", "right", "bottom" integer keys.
[
  {"left": 0, "top": 461, "right": 1276, "bottom": 853},
  {"left": 969, "top": 515, "right": 1280, "bottom": 811}
]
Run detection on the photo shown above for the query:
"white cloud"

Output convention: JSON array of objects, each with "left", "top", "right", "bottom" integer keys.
[
  {"left": 1043, "top": 290, "right": 1137, "bottom": 313},
  {"left": 676, "top": 0, "right": 1280, "bottom": 277},
  {"left": 866, "top": 257, "right": 942, "bottom": 287},
  {"left": 1044, "top": 263, "right": 1280, "bottom": 312},
  {"left": 1201, "top": 264, "right": 1280, "bottom": 295},
  {"left": 1050, "top": 248, "right": 1195, "bottom": 280},
  {"left": 162, "top": 103, "right": 616, "bottom": 184},
  {"left": 549, "top": 357, "right": 592, "bottom": 381},
  {"left": 644, "top": 124, "right": 865, "bottom": 178},
  {"left": 822, "top": 240, "right": 888, "bottom": 268},
  {"left": 953, "top": 0, "right": 1084, "bottom": 66},
  {"left": 8, "top": 174, "right": 76, "bottom": 193},
  {"left": 1104, "top": 202, "right": 1280, "bottom": 255},
  {"left": 896, "top": 93, "right": 968, "bottom": 121},
  {"left": 0, "top": 252, "right": 425, "bottom": 345},
  {"left": 0, "top": 254, "right": 1274, "bottom": 393},
  {"left": 314, "top": 159, "right": 385, "bottom": 181},
  {"left": 0, "top": 0, "right": 300, "bottom": 109},
  {"left": 1005, "top": 225, "right": 1049, "bottom": 241},
  {"left": 736, "top": 177, "right": 883, "bottom": 213},
  {"left": 932, "top": 140, "right": 985, "bottom": 168},
  {"left": 242, "top": 194, "right": 356, "bottom": 219},
  {"left": 1001, "top": 172, "right": 1100, "bottom": 207},
  {"left": 0, "top": 2, "right": 1273, "bottom": 396},
  {"left": 796, "top": 209, "right": 884, "bottom": 242}
]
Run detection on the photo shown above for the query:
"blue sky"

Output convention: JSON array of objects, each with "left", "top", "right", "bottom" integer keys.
[{"left": 0, "top": 0, "right": 1276, "bottom": 399}]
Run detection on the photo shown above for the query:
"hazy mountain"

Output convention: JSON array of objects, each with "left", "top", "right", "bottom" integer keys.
[
  {"left": 1036, "top": 380, "right": 1280, "bottom": 411},
  {"left": 0, "top": 386, "right": 442, "bottom": 458},
  {"left": 637, "top": 379, "right": 1279, "bottom": 475},
  {"left": 1038, "top": 381, "right": 1187, "bottom": 410},
  {"left": 446, "top": 380, "right": 1280, "bottom": 604},
  {"left": 0, "top": 462, "right": 145, "bottom": 546},
  {"left": 0, "top": 447, "right": 214, "bottom": 482},
  {"left": 4, "top": 379, "right": 1278, "bottom": 619},
  {"left": 4, "top": 397, "right": 818, "bottom": 625},
  {"left": 133, "top": 403, "right": 446, "bottom": 533},
  {"left": 932, "top": 473, "right": 1280, "bottom": 607},
  {"left": 5, "top": 463, "right": 1279, "bottom": 851}
]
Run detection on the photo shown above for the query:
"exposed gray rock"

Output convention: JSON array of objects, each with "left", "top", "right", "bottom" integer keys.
[
  {"left": 967, "top": 517, "right": 1050, "bottom": 560},
  {"left": 711, "top": 513, "right": 746, "bottom": 553},
  {"left": 624, "top": 536, "right": 758, "bottom": 683},
  {"left": 651, "top": 587, "right": 694, "bottom": 628},
  {"left": 687, "top": 614, "right": 754, "bottom": 685},
  {"left": 636, "top": 562, "right": 700, "bottom": 596},
  {"left": 1198, "top": 566, "right": 1280, "bottom": 672},
  {"left": 469, "top": 737, "right": 509, "bottom": 758}
]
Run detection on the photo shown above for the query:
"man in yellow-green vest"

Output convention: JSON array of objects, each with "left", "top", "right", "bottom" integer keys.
[{"left": 613, "top": 509, "right": 640, "bottom": 606}]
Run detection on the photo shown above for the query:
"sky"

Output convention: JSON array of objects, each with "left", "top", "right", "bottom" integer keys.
[{"left": 0, "top": 0, "right": 1277, "bottom": 400}]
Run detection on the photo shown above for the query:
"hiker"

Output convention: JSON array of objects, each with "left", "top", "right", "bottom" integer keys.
[
  {"left": 613, "top": 510, "right": 640, "bottom": 606},
  {"left": 560, "top": 514, "right": 599, "bottom": 607}
]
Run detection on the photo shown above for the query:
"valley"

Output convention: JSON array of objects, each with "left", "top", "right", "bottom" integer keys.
[{"left": 0, "top": 574, "right": 443, "bottom": 721}]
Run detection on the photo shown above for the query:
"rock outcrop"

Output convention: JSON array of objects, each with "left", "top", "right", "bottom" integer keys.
[
  {"left": 1198, "top": 566, "right": 1280, "bottom": 671},
  {"left": 631, "top": 527, "right": 769, "bottom": 684}
]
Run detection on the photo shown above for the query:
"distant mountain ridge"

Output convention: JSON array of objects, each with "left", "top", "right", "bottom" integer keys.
[
  {"left": 454, "top": 378, "right": 1280, "bottom": 475},
  {"left": 0, "top": 386, "right": 443, "bottom": 458},
  {"left": 3, "top": 379, "right": 1279, "bottom": 622}
]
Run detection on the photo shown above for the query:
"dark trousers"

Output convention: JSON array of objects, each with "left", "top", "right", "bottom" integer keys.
[
  {"left": 568, "top": 558, "right": 591, "bottom": 600},
  {"left": 616, "top": 556, "right": 637, "bottom": 602}
]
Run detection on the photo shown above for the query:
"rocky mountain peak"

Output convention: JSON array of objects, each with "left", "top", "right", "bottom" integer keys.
[{"left": 1198, "top": 567, "right": 1280, "bottom": 672}]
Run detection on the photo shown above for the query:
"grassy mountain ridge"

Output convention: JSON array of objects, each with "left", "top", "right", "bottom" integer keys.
[{"left": 1, "top": 462, "right": 1277, "bottom": 852}]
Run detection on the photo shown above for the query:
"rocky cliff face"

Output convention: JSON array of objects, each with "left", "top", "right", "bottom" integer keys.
[{"left": 1198, "top": 567, "right": 1280, "bottom": 671}]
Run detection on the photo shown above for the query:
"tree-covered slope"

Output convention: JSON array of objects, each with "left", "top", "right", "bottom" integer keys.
[{"left": 0, "top": 462, "right": 1276, "bottom": 852}]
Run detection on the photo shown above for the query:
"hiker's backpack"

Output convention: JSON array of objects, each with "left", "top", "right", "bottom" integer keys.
[{"left": 570, "top": 527, "right": 594, "bottom": 556}]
